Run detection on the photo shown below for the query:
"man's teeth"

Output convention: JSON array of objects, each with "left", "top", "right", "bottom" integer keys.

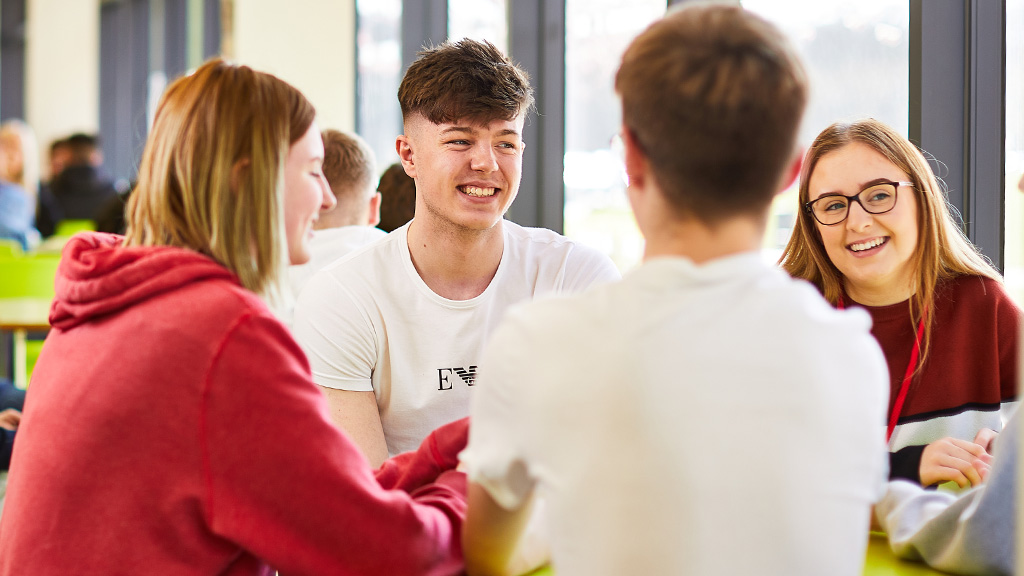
[
  {"left": 462, "top": 186, "right": 497, "bottom": 197},
  {"left": 850, "top": 238, "right": 885, "bottom": 252}
]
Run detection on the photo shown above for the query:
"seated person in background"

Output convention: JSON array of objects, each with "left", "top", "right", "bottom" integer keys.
[
  {"left": 93, "top": 182, "right": 135, "bottom": 235},
  {"left": 288, "top": 128, "right": 386, "bottom": 295},
  {"left": 294, "top": 39, "right": 620, "bottom": 467},
  {"left": 0, "top": 120, "right": 40, "bottom": 207},
  {"left": 461, "top": 6, "right": 889, "bottom": 576},
  {"left": 0, "top": 378, "right": 25, "bottom": 470},
  {"left": 0, "top": 140, "right": 40, "bottom": 250},
  {"left": 35, "top": 137, "right": 70, "bottom": 226},
  {"left": 34, "top": 133, "right": 120, "bottom": 237},
  {"left": 779, "top": 118, "right": 1018, "bottom": 488},
  {"left": 0, "top": 59, "right": 468, "bottom": 575},
  {"left": 376, "top": 162, "right": 416, "bottom": 232},
  {"left": 875, "top": 408, "right": 1018, "bottom": 575},
  {"left": 0, "top": 378, "right": 25, "bottom": 515}
]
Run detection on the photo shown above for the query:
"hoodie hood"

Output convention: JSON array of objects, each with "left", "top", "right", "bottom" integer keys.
[{"left": 50, "top": 233, "right": 238, "bottom": 330}]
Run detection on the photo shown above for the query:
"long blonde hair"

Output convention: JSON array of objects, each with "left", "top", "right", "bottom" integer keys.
[
  {"left": 0, "top": 119, "right": 40, "bottom": 201},
  {"left": 125, "top": 58, "right": 315, "bottom": 297},
  {"left": 780, "top": 119, "right": 1000, "bottom": 364}
]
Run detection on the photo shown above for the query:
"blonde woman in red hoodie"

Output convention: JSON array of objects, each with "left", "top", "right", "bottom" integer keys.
[{"left": 0, "top": 59, "right": 468, "bottom": 576}]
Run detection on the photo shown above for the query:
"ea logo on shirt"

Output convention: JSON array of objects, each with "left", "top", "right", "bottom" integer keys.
[{"left": 438, "top": 366, "right": 477, "bottom": 390}]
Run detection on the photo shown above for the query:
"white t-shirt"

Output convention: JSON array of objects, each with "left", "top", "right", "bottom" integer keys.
[
  {"left": 462, "top": 254, "right": 890, "bottom": 576},
  {"left": 293, "top": 220, "right": 620, "bottom": 456},
  {"left": 289, "top": 225, "right": 387, "bottom": 296}
]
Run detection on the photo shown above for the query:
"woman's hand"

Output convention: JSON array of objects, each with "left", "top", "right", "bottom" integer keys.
[
  {"left": 972, "top": 428, "right": 999, "bottom": 453},
  {"left": 0, "top": 408, "right": 21, "bottom": 431},
  {"left": 919, "top": 437, "right": 992, "bottom": 488}
]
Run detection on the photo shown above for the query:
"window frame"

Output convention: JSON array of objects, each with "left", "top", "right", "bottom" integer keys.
[{"left": 386, "top": 0, "right": 1007, "bottom": 266}]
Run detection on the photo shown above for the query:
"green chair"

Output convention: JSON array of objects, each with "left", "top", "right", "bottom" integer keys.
[
  {"left": 53, "top": 219, "right": 96, "bottom": 237},
  {"left": 0, "top": 254, "right": 60, "bottom": 299},
  {"left": 0, "top": 254, "right": 60, "bottom": 388},
  {"left": 0, "top": 239, "right": 23, "bottom": 258}
]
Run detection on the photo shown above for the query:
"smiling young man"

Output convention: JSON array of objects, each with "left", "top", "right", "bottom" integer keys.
[{"left": 293, "top": 39, "right": 619, "bottom": 467}]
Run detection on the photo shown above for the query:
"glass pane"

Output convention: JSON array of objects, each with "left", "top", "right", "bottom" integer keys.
[
  {"left": 1003, "top": 0, "right": 1024, "bottom": 305},
  {"left": 356, "top": 0, "right": 403, "bottom": 173},
  {"left": 563, "top": 0, "right": 665, "bottom": 274},
  {"left": 448, "top": 0, "right": 508, "bottom": 52},
  {"left": 743, "top": 0, "right": 910, "bottom": 263}
]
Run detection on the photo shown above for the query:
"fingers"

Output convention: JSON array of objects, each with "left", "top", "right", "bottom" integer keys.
[
  {"left": 919, "top": 437, "right": 992, "bottom": 488},
  {"left": 0, "top": 408, "right": 21, "bottom": 431},
  {"left": 972, "top": 428, "right": 999, "bottom": 453}
]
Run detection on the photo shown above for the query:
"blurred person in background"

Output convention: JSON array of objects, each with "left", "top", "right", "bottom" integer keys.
[
  {"left": 0, "top": 122, "right": 40, "bottom": 250},
  {"left": 288, "top": 128, "right": 386, "bottom": 296},
  {"left": 376, "top": 162, "right": 416, "bottom": 232},
  {"left": 35, "top": 133, "right": 119, "bottom": 237},
  {"left": 0, "top": 120, "right": 40, "bottom": 206}
]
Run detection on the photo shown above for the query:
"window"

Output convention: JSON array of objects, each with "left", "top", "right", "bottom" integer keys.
[
  {"left": 1003, "top": 0, "right": 1023, "bottom": 305},
  {"left": 356, "top": 0, "right": 403, "bottom": 172},
  {"left": 448, "top": 0, "right": 507, "bottom": 51},
  {"left": 562, "top": 0, "right": 664, "bottom": 273},
  {"left": 743, "top": 0, "right": 909, "bottom": 263}
]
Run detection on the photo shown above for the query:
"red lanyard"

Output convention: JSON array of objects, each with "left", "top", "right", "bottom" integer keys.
[{"left": 838, "top": 296, "right": 926, "bottom": 442}]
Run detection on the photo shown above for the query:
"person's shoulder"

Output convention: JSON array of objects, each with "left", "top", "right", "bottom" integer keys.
[
  {"left": 503, "top": 220, "right": 617, "bottom": 269},
  {"left": 940, "top": 274, "right": 1018, "bottom": 309},
  {"left": 317, "top": 226, "right": 403, "bottom": 276},
  {"left": 504, "top": 220, "right": 579, "bottom": 249},
  {"left": 753, "top": 265, "right": 874, "bottom": 334}
]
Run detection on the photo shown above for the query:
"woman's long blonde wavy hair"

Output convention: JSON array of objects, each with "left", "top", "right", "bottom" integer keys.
[
  {"left": 125, "top": 58, "right": 315, "bottom": 298},
  {"left": 779, "top": 118, "right": 1000, "bottom": 365}
]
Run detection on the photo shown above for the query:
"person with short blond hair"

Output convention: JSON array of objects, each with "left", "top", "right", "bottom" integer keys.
[
  {"left": 462, "top": 6, "right": 888, "bottom": 576},
  {"left": 287, "top": 129, "right": 386, "bottom": 297},
  {"left": 294, "top": 39, "right": 620, "bottom": 467}
]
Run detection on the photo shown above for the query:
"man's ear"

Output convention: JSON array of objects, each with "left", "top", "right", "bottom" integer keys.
[
  {"left": 777, "top": 148, "right": 803, "bottom": 196},
  {"left": 396, "top": 135, "right": 416, "bottom": 178},
  {"left": 230, "top": 158, "right": 251, "bottom": 193},
  {"left": 367, "top": 192, "right": 382, "bottom": 227},
  {"left": 621, "top": 127, "right": 647, "bottom": 190}
]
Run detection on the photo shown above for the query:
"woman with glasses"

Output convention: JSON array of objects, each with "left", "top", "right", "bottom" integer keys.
[{"left": 780, "top": 118, "right": 1018, "bottom": 489}]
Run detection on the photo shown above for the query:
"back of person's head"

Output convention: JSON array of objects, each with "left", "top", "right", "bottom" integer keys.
[
  {"left": 63, "top": 133, "right": 102, "bottom": 168},
  {"left": 125, "top": 58, "right": 315, "bottom": 296},
  {"left": 615, "top": 3, "right": 807, "bottom": 223},
  {"left": 398, "top": 38, "right": 534, "bottom": 125},
  {"left": 0, "top": 119, "right": 39, "bottom": 196},
  {"left": 49, "top": 137, "right": 71, "bottom": 179},
  {"left": 376, "top": 163, "right": 416, "bottom": 232},
  {"left": 318, "top": 129, "right": 377, "bottom": 228},
  {"left": 782, "top": 118, "right": 998, "bottom": 301}
]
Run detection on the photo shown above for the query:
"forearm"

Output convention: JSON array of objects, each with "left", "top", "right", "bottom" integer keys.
[{"left": 464, "top": 482, "right": 534, "bottom": 576}]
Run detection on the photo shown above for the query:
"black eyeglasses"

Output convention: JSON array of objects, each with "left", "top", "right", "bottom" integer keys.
[{"left": 804, "top": 180, "right": 914, "bottom": 226}]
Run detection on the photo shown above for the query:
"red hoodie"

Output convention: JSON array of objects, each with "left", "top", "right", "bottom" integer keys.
[{"left": 0, "top": 233, "right": 468, "bottom": 575}]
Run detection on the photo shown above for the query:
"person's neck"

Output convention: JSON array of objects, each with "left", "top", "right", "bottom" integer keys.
[
  {"left": 844, "top": 279, "right": 914, "bottom": 307},
  {"left": 406, "top": 217, "right": 504, "bottom": 300},
  {"left": 643, "top": 215, "right": 765, "bottom": 265}
]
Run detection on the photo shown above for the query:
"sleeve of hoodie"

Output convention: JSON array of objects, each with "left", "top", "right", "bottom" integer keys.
[
  {"left": 201, "top": 310, "right": 466, "bottom": 576},
  {"left": 875, "top": 411, "right": 1019, "bottom": 576}
]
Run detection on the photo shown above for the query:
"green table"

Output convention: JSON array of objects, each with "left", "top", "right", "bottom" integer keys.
[{"left": 520, "top": 534, "right": 946, "bottom": 576}]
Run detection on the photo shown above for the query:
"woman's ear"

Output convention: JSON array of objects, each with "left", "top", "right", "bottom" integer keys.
[{"left": 230, "top": 158, "right": 251, "bottom": 193}]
